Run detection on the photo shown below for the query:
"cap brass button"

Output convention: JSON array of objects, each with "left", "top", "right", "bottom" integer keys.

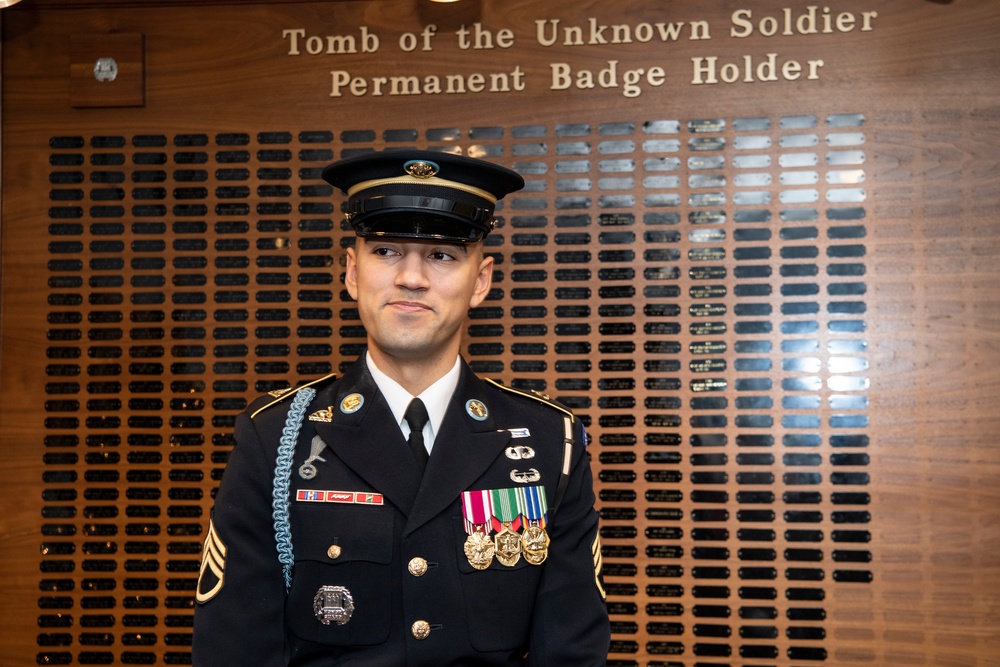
[
  {"left": 407, "top": 557, "right": 428, "bottom": 577},
  {"left": 327, "top": 545, "right": 342, "bottom": 560},
  {"left": 411, "top": 620, "right": 431, "bottom": 640}
]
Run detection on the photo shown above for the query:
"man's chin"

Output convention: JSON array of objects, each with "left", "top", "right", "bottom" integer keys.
[{"left": 373, "top": 339, "right": 434, "bottom": 360}]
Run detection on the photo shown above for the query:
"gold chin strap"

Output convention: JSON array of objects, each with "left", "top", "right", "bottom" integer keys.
[{"left": 347, "top": 175, "right": 498, "bottom": 203}]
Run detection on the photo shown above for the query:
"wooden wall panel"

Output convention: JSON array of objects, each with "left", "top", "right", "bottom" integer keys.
[{"left": 2, "top": 1, "right": 998, "bottom": 665}]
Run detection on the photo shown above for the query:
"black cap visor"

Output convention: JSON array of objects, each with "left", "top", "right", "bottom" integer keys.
[{"left": 350, "top": 195, "right": 493, "bottom": 243}]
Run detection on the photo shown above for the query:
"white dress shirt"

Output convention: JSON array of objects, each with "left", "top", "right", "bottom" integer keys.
[{"left": 365, "top": 353, "right": 461, "bottom": 455}]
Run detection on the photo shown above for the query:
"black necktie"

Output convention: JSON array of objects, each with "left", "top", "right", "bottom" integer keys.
[{"left": 404, "top": 398, "right": 430, "bottom": 471}]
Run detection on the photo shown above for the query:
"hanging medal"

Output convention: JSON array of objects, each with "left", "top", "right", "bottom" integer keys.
[
  {"left": 461, "top": 490, "right": 495, "bottom": 570},
  {"left": 520, "top": 485, "right": 550, "bottom": 565},
  {"left": 490, "top": 487, "right": 523, "bottom": 567}
]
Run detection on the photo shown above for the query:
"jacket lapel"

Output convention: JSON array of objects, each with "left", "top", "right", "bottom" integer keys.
[
  {"left": 311, "top": 359, "right": 422, "bottom": 516},
  {"left": 403, "top": 364, "right": 511, "bottom": 537}
]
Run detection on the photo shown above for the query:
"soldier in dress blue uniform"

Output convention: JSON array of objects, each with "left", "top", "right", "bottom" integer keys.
[{"left": 192, "top": 149, "right": 611, "bottom": 666}]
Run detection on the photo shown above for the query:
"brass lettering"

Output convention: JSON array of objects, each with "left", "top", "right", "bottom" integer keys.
[{"left": 330, "top": 67, "right": 526, "bottom": 98}]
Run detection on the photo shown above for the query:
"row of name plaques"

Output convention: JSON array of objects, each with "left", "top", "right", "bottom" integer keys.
[{"left": 38, "top": 114, "right": 870, "bottom": 664}]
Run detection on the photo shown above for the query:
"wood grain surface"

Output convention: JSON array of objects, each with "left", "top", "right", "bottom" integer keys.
[{"left": 2, "top": 1, "right": 998, "bottom": 665}]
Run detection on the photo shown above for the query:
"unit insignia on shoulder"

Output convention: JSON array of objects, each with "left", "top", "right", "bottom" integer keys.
[
  {"left": 484, "top": 377, "right": 575, "bottom": 422},
  {"left": 250, "top": 373, "right": 338, "bottom": 419}
]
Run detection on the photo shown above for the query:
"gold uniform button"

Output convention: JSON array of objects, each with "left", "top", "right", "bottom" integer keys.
[
  {"left": 327, "top": 545, "right": 342, "bottom": 560},
  {"left": 407, "top": 557, "right": 428, "bottom": 577},
  {"left": 411, "top": 620, "right": 431, "bottom": 640}
]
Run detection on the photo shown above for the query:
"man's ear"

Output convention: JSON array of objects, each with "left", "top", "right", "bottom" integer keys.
[
  {"left": 344, "top": 246, "right": 358, "bottom": 301},
  {"left": 469, "top": 253, "right": 494, "bottom": 309}
]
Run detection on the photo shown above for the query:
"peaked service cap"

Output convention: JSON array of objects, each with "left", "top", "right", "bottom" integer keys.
[{"left": 322, "top": 149, "right": 524, "bottom": 243}]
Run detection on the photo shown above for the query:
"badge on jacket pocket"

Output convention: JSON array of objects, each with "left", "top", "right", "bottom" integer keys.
[{"left": 313, "top": 585, "right": 355, "bottom": 625}]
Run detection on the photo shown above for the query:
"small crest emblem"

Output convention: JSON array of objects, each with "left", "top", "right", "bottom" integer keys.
[
  {"left": 404, "top": 159, "right": 439, "bottom": 179},
  {"left": 308, "top": 407, "right": 334, "bottom": 423},
  {"left": 466, "top": 399, "right": 488, "bottom": 421},
  {"left": 340, "top": 393, "right": 364, "bottom": 414}
]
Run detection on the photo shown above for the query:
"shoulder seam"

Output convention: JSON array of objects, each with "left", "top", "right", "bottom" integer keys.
[
  {"left": 484, "top": 377, "right": 575, "bottom": 422},
  {"left": 250, "top": 372, "right": 338, "bottom": 419}
]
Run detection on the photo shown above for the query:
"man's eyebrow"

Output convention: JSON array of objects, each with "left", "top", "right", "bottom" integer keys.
[{"left": 435, "top": 244, "right": 471, "bottom": 255}]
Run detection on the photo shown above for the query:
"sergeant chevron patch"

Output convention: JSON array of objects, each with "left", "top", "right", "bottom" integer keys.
[
  {"left": 196, "top": 518, "right": 227, "bottom": 604},
  {"left": 592, "top": 533, "right": 606, "bottom": 600}
]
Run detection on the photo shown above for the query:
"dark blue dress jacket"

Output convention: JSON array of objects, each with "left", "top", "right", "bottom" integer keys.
[{"left": 193, "top": 357, "right": 610, "bottom": 666}]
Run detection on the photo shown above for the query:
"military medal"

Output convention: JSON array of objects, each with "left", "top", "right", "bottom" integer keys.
[
  {"left": 520, "top": 485, "right": 551, "bottom": 565},
  {"left": 491, "top": 488, "right": 523, "bottom": 567},
  {"left": 461, "top": 490, "right": 495, "bottom": 570}
]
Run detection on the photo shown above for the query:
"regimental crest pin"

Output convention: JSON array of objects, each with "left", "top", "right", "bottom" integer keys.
[{"left": 309, "top": 407, "right": 334, "bottom": 423}]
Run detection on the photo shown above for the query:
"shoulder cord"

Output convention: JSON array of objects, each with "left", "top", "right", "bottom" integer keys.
[{"left": 272, "top": 386, "right": 317, "bottom": 591}]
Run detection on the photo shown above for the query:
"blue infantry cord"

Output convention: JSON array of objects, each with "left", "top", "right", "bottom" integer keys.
[{"left": 272, "top": 387, "right": 317, "bottom": 591}]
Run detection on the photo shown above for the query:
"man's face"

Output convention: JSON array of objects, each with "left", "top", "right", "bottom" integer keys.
[{"left": 345, "top": 237, "right": 494, "bottom": 364}]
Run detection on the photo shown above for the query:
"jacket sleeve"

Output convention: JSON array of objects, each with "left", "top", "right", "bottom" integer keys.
[
  {"left": 527, "top": 420, "right": 610, "bottom": 666},
  {"left": 192, "top": 410, "right": 289, "bottom": 666}
]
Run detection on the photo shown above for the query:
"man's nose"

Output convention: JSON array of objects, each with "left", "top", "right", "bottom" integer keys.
[{"left": 394, "top": 251, "right": 430, "bottom": 290}]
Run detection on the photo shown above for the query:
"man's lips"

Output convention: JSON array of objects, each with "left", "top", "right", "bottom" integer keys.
[{"left": 386, "top": 300, "right": 432, "bottom": 313}]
